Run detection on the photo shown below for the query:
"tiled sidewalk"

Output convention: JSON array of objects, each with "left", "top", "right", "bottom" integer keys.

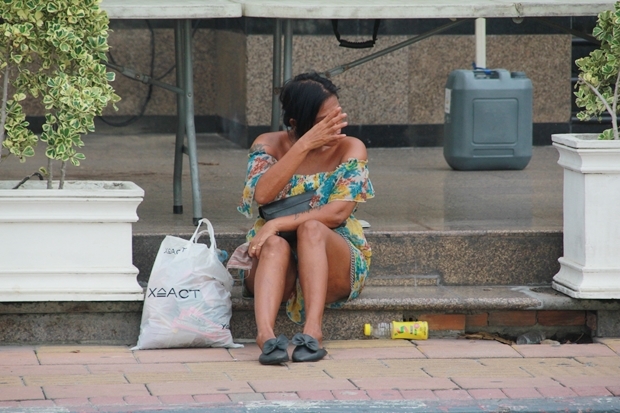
[{"left": 0, "top": 338, "right": 619, "bottom": 411}]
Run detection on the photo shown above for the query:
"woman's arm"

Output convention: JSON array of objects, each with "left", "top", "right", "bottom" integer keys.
[
  {"left": 248, "top": 200, "right": 356, "bottom": 258},
  {"left": 253, "top": 106, "right": 348, "bottom": 205}
]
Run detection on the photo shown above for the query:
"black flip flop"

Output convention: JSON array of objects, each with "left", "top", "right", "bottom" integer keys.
[
  {"left": 291, "top": 333, "right": 327, "bottom": 362},
  {"left": 258, "top": 334, "right": 289, "bottom": 365}
]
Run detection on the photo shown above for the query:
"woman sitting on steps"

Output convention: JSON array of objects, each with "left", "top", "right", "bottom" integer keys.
[{"left": 233, "top": 72, "right": 375, "bottom": 365}]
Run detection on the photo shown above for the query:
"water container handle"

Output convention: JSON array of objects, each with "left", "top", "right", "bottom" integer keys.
[{"left": 472, "top": 62, "right": 494, "bottom": 76}]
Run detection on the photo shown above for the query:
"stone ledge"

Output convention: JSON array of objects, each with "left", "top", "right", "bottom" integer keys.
[
  {"left": 0, "top": 285, "right": 616, "bottom": 344},
  {"left": 232, "top": 285, "right": 620, "bottom": 312},
  {"left": 133, "top": 230, "right": 563, "bottom": 287}
]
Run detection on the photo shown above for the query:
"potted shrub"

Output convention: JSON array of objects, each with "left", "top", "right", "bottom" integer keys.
[
  {"left": 0, "top": 0, "right": 144, "bottom": 301},
  {"left": 551, "top": 3, "right": 620, "bottom": 298}
]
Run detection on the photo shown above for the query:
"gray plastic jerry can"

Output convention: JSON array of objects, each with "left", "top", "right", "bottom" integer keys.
[{"left": 444, "top": 69, "right": 533, "bottom": 171}]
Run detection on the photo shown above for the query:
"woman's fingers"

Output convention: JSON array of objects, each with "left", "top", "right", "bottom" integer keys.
[{"left": 248, "top": 241, "right": 262, "bottom": 258}]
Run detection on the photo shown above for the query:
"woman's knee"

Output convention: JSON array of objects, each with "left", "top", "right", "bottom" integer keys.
[
  {"left": 296, "top": 220, "right": 327, "bottom": 242},
  {"left": 260, "top": 234, "right": 291, "bottom": 257}
]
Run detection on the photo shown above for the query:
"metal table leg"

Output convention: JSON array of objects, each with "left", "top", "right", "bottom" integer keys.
[
  {"left": 173, "top": 20, "right": 185, "bottom": 215},
  {"left": 283, "top": 20, "right": 293, "bottom": 83},
  {"left": 271, "top": 19, "right": 282, "bottom": 132},
  {"left": 173, "top": 19, "right": 203, "bottom": 225},
  {"left": 270, "top": 19, "right": 293, "bottom": 132}
]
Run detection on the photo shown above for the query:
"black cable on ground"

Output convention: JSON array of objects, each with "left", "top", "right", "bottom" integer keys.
[
  {"left": 98, "top": 20, "right": 203, "bottom": 127},
  {"left": 98, "top": 20, "right": 155, "bottom": 127}
]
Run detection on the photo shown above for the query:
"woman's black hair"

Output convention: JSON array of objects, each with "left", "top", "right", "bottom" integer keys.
[{"left": 279, "top": 72, "right": 339, "bottom": 139}]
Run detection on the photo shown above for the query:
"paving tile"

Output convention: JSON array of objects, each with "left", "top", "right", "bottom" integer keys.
[
  {"left": 189, "top": 360, "right": 329, "bottom": 381},
  {"left": 594, "top": 337, "right": 620, "bottom": 355},
  {"left": 554, "top": 376, "right": 620, "bottom": 388},
  {"left": 536, "top": 386, "right": 578, "bottom": 398},
  {"left": 433, "top": 389, "right": 472, "bottom": 400},
  {"left": 480, "top": 357, "right": 618, "bottom": 377},
  {"left": 566, "top": 357, "right": 620, "bottom": 377},
  {"left": 263, "top": 392, "right": 300, "bottom": 401},
  {"left": 87, "top": 363, "right": 189, "bottom": 374},
  {"left": 324, "top": 340, "right": 415, "bottom": 349},
  {"left": 0, "top": 365, "right": 89, "bottom": 376},
  {"left": 320, "top": 359, "right": 427, "bottom": 379},
  {"left": 227, "top": 344, "right": 263, "bottom": 361},
  {"left": 88, "top": 396, "right": 126, "bottom": 406},
  {"left": 124, "top": 395, "right": 162, "bottom": 405},
  {"left": 502, "top": 387, "right": 543, "bottom": 399},
  {"left": 158, "top": 395, "right": 197, "bottom": 405},
  {"left": 607, "top": 386, "right": 620, "bottom": 396},
  {"left": 19, "top": 400, "right": 56, "bottom": 408},
  {"left": 23, "top": 373, "right": 127, "bottom": 386},
  {"left": 352, "top": 377, "right": 456, "bottom": 390},
  {"left": 383, "top": 359, "right": 529, "bottom": 378},
  {"left": 0, "top": 348, "right": 39, "bottom": 366},
  {"left": 0, "top": 402, "right": 21, "bottom": 408},
  {"left": 250, "top": 378, "right": 356, "bottom": 393},
  {"left": 571, "top": 386, "right": 613, "bottom": 397},
  {"left": 0, "top": 386, "right": 44, "bottom": 402},
  {"left": 66, "top": 407, "right": 97, "bottom": 413},
  {"left": 133, "top": 348, "right": 233, "bottom": 363},
  {"left": 415, "top": 339, "right": 521, "bottom": 359},
  {"left": 126, "top": 371, "right": 229, "bottom": 383},
  {"left": 36, "top": 346, "right": 137, "bottom": 365},
  {"left": 326, "top": 346, "right": 426, "bottom": 360},
  {"left": 332, "top": 390, "right": 370, "bottom": 400},
  {"left": 366, "top": 389, "right": 404, "bottom": 400},
  {"left": 513, "top": 343, "right": 618, "bottom": 358},
  {"left": 193, "top": 394, "right": 231, "bottom": 404},
  {"left": 53, "top": 397, "right": 91, "bottom": 406},
  {"left": 399, "top": 390, "right": 438, "bottom": 400},
  {"left": 297, "top": 390, "right": 335, "bottom": 400},
  {"left": 91, "top": 407, "right": 144, "bottom": 413},
  {"left": 467, "top": 388, "right": 507, "bottom": 399},
  {"left": 147, "top": 380, "right": 253, "bottom": 396},
  {"left": 44, "top": 383, "right": 149, "bottom": 399},
  {"left": 0, "top": 376, "right": 27, "bottom": 386},
  {"left": 452, "top": 377, "right": 559, "bottom": 389},
  {"left": 228, "top": 393, "right": 265, "bottom": 403}
]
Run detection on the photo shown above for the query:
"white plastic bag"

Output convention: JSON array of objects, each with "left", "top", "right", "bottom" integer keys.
[{"left": 134, "top": 219, "right": 242, "bottom": 349}]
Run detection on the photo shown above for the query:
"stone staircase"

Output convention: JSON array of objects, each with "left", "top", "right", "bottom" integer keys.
[{"left": 1, "top": 227, "right": 619, "bottom": 345}]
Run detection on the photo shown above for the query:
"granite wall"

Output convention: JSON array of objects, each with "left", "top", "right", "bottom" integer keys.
[{"left": 18, "top": 18, "right": 582, "bottom": 148}]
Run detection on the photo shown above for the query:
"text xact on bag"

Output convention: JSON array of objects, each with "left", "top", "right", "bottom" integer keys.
[{"left": 133, "top": 219, "right": 242, "bottom": 349}]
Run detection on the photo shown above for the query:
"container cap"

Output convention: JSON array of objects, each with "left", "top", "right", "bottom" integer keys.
[{"left": 363, "top": 324, "right": 371, "bottom": 336}]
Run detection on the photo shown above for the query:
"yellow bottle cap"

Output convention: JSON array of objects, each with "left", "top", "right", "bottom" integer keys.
[{"left": 363, "top": 324, "right": 372, "bottom": 336}]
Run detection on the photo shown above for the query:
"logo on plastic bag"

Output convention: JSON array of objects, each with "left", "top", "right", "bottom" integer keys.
[{"left": 147, "top": 287, "right": 201, "bottom": 299}]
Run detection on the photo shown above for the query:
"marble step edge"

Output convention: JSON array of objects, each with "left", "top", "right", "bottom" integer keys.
[
  {"left": 1, "top": 285, "right": 617, "bottom": 316},
  {"left": 231, "top": 285, "right": 620, "bottom": 312}
]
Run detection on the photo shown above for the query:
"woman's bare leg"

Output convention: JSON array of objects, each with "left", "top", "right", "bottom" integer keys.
[
  {"left": 245, "top": 235, "right": 297, "bottom": 349},
  {"left": 296, "top": 220, "right": 351, "bottom": 345}
]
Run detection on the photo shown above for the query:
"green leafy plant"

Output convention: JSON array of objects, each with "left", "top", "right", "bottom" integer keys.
[
  {"left": 574, "top": 3, "right": 620, "bottom": 140},
  {"left": 0, "top": 0, "right": 120, "bottom": 188}
]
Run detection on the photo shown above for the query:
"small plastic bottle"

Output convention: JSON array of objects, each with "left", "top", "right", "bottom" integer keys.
[
  {"left": 516, "top": 331, "right": 545, "bottom": 345},
  {"left": 364, "top": 321, "right": 428, "bottom": 340}
]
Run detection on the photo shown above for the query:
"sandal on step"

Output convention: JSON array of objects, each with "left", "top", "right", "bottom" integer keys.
[
  {"left": 291, "top": 333, "right": 327, "bottom": 362},
  {"left": 258, "top": 334, "right": 289, "bottom": 365}
]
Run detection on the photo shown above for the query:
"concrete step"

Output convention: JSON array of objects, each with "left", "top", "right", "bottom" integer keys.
[
  {"left": 2, "top": 283, "right": 618, "bottom": 345},
  {"left": 133, "top": 229, "right": 563, "bottom": 287},
  {"left": 230, "top": 284, "right": 620, "bottom": 341},
  {"left": 0, "top": 228, "right": 597, "bottom": 346}
]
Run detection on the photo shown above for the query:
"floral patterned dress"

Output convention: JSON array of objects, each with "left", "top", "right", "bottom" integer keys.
[{"left": 237, "top": 150, "right": 375, "bottom": 325}]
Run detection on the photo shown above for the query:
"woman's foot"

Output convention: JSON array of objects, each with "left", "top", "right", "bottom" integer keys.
[
  {"left": 258, "top": 334, "right": 290, "bottom": 365},
  {"left": 291, "top": 333, "right": 327, "bottom": 362}
]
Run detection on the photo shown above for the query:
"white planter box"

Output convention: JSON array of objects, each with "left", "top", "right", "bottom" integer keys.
[
  {"left": 0, "top": 180, "right": 145, "bottom": 301},
  {"left": 552, "top": 133, "right": 620, "bottom": 298}
]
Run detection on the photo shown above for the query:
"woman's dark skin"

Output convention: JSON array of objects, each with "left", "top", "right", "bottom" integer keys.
[{"left": 245, "top": 94, "right": 368, "bottom": 350}]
